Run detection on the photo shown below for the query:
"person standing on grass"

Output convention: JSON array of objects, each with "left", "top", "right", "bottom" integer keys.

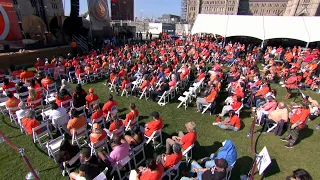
[
  {"left": 281, "top": 103, "right": 310, "bottom": 148},
  {"left": 165, "top": 121, "right": 197, "bottom": 154},
  {"left": 69, "top": 148, "right": 100, "bottom": 180}
]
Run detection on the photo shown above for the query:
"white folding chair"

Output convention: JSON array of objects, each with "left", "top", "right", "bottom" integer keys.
[
  {"left": 106, "top": 106, "right": 118, "bottom": 122},
  {"left": 46, "top": 135, "right": 65, "bottom": 163},
  {"left": 68, "top": 71, "right": 76, "bottom": 82},
  {"left": 29, "top": 98, "right": 44, "bottom": 117},
  {"left": 121, "top": 83, "right": 132, "bottom": 97},
  {"left": 130, "top": 140, "right": 146, "bottom": 168},
  {"left": 106, "top": 126, "right": 125, "bottom": 139},
  {"left": 52, "top": 114, "right": 69, "bottom": 135},
  {"left": 6, "top": 106, "right": 19, "bottom": 125},
  {"left": 71, "top": 124, "right": 88, "bottom": 147},
  {"left": 161, "top": 161, "right": 182, "bottom": 180},
  {"left": 235, "top": 104, "right": 244, "bottom": 117},
  {"left": 61, "top": 100, "right": 73, "bottom": 112},
  {"left": 17, "top": 91, "right": 29, "bottom": 102},
  {"left": 226, "top": 161, "right": 236, "bottom": 180},
  {"left": 182, "top": 144, "right": 194, "bottom": 164},
  {"left": 125, "top": 118, "right": 138, "bottom": 132},
  {"left": 93, "top": 167, "right": 109, "bottom": 180},
  {"left": 89, "top": 139, "right": 109, "bottom": 156},
  {"left": 169, "top": 85, "right": 177, "bottom": 99},
  {"left": 108, "top": 78, "right": 118, "bottom": 92},
  {"left": 110, "top": 156, "right": 132, "bottom": 180},
  {"left": 139, "top": 86, "right": 150, "bottom": 100},
  {"left": 93, "top": 68, "right": 103, "bottom": 80},
  {"left": 88, "top": 100, "right": 99, "bottom": 114},
  {"left": 46, "top": 83, "right": 57, "bottom": 98},
  {"left": 201, "top": 101, "right": 216, "bottom": 115},
  {"left": 145, "top": 128, "right": 163, "bottom": 150},
  {"left": 88, "top": 116, "right": 106, "bottom": 128},
  {"left": 32, "top": 121, "right": 53, "bottom": 147},
  {"left": 177, "top": 91, "right": 191, "bottom": 110},
  {"left": 77, "top": 73, "right": 87, "bottom": 84},
  {"left": 158, "top": 91, "right": 169, "bottom": 106},
  {"left": 63, "top": 152, "right": 80, "bottom": 176},
  {"left": 73, "top": 105, "right": 87, "bottom": 119}
]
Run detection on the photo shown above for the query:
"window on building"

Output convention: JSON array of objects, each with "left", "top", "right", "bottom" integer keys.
[
  {"left": 262, "top": 4, "right": 265, "bottom": 7},
  {"left": 13, "top": 0, "right": 18, "bottom": 4},
  {"left": 268, "top": 4, "right": 272, "bottom": 7},
  {"left": 30, "top": 0, "right": 36, "bottom": 7},
  {"left": 254, "top": 9, "right": 258, "bottom": 14}
]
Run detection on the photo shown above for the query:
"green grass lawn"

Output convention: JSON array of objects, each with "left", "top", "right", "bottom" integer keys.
[{"left": 0, "top": 77, "right": 320, "bottom": 180}]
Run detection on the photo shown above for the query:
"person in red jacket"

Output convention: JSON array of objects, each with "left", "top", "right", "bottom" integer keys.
[{"left": 281, "top": 103, "right": 310, "bottom": 148}]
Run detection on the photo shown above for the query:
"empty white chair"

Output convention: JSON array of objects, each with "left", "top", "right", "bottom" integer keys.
[
  {"left": 177, "top": 91, "right": 191, "bottom": 110},
  {"left": 71, "top": 124, "right": 88, "bottom": 147},
  {"left": 46, "top": 135, "right": 65, "bottom": 163},
  {"left": 32, "top": 121, "right": 53, "bottom": 147},
  {"left": 108, "top": 78, "right": 118, "bottom": 92},
  {"left": 158, "top": 91, "right": 169, "bottom": 106},
  {"left": 182, "top": 144, "right": 194, "bottom": 164},
  {"left": 6, "top": 106, "right": 19, "bottom": 125},
  {"left": 77, "top": 73, "right": 87, "bottom": 84},
  {"left": 161, "top": 161, "right": 182, "bottom": 180}
]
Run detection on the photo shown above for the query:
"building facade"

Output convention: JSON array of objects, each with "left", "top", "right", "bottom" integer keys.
[
  {"left": 158, "top": 14, "right": 181, "bottom": 23},
  {"left": 111, "top": 0, "right": 134, "bottom": 21},
  {"left": 185, "top": 0, "right": 320, "bottom": 24}
]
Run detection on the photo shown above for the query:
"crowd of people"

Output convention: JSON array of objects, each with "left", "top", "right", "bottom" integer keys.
[{"left": 0, "top": 33, "right": 317, "bottom": 180}]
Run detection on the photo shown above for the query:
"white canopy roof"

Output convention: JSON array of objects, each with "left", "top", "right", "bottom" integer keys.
[{"left": 192, "top": 14, "right": 320, "bottom": 42}]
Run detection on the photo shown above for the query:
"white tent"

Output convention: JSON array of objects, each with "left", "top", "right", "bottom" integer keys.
[{"left": 191, "top": 14, "right": 320, "bottom": 43}]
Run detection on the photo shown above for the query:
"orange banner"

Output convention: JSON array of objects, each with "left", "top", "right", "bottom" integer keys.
[{"left": 0, "top": 0, "right": 22, "bottom": 41}]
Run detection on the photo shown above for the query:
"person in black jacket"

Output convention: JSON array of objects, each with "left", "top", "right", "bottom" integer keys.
[
  {"left": 57, "top": 140, "right": 80, "bottom": 175},
  {"left": 72, "top": 84, "right": 87, "bottom": 108},
  {"left": 150, "top": 79, "right": 170, "bottom": 101}
]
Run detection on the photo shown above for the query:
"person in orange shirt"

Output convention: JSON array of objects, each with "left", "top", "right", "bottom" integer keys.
[
  {"left": 20, "top": 67, "right": 35, "bottom": 82},
  {"left": 124, "top": 103, "right": 139, "bottom": 127},
  {"left": 132, "top": 75, "right": 150, "bottom": 97},
  {"left": 21, "top": 110, "right": 42, "bottom": 135},
  {"left": 145, "top": 111, "right": 163, "bottom": 137},
  {"left": 196, "top": 69, "right": 206, "bottom": 83},
  {"left": 136, "top": 158, "right": 164, "bottom": 180},
  {"left": 89, "top": 123, "right": 107, "bottom": 144},
  {"left": 102, "top": 94, "right": 118, "bottom": 116},
  {"left": 281, "top": 103, "right": 310, "bottom": 148},
  {"left": 219, "top": 96, "right": 242, "bottom": 117},
  {"left": 27, "top": 88, "right": 42, "bottom": 108},
  {"left": 196, "top": 84, "right": 217, "bottom": 112},
  {"left": 56, "top": 89, "right": 72, "bottom": 107},
  {"left": 2, "top": 78, "right": 16, "bottom": 93},
  {"left": 108, "top": 115, "right": 124, "bottom": 136},
  {"left": 117, "top": 75, "right": 130, "bottom": 95},
  {"left": 41, "top": 75, "right": 53, "bottom": 90},
  {"left": 91, "top": 104, "right": 104, "bottom": 122},
  {"left": 158, "top": 143, "right": 183, "bottom": 169},
  {"left": 34, "top": 58, "right": 45, "bottom": 72},
  {"left": 67, "top": 109, "right": 86, "bottom": 135},
  {"left": 5, "top": 91, "right": 20, "bottom": 113},
  {"left": 284, "top": 73, "right": 298, "bottom": 99},
  {"left": 85, "top": 88, "right": 99, "bottom": 108},
  {"left": 213, "top": 110, "right": 241, "bottom": 131}
]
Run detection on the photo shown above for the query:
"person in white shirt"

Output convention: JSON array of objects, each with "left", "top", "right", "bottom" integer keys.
[
  {"left": 15, "top": 102, "right": 28, "bottom": 122},
  {"left": 49, "top": 102, "right": 69, "bottom": 135}
]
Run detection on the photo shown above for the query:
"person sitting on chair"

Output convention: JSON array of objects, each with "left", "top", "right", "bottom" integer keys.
[
  {"left": 213, "top": 110, "right": 241, "bottom": 131},
  {"left": 69, "top": 148, "right": 100, "bottom": 180},
  {"left": 67, "top": 109, "right": 86, "bottom": 135},
  {"left": 261, "top": 102, "right": 288, "bottom": 133},
  {"left": 196, "top": 84, "right": 217, "bottom": 112},
  {"left": 144, "top": 111, "right": 163, "bottom": 137},
  {"left": 41, "top": 75, "right": 53, "bottom": 90},
  {"left": 218, "top": 96, "right": 242, "bottom": 117},
  {"left": 124, "top": 103, "right": 139, "bottom": 127},
  {"left": 102, "top": 94, "right": 118, "bottom": 116},
  {"left": 124, "top": 125, "right": 144, "bottom": 147},
  {"left": 165, "top": 121, "right": 197, "bottom": 154},
  {"left": 181, "top": 158, "right": 228, "bottom": 180},
  {"left": 49, "top": 102, "right": 69, "bottom": 134},
  {"left": 57, "top": 140, "right": 80, "bottom": 175},
  {"left": 132, "top": 74, "right": 150, "bottom": 97},
  {"left": 89, "top": 123, "right": 107, "bottom": 144},
  {"left": 158, "top": 143, "right": 183, "bottom": 169},
  {"left": 150, "top": 78, "right": 170, "bottom": 101}
]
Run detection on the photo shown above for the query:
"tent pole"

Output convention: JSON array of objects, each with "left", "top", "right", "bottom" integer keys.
[
  {"left": 261, "top": 40, "right": 265, "bottom": 49},
  {"left": 306, "top": 42, "right": 309, "bottom": 48}
]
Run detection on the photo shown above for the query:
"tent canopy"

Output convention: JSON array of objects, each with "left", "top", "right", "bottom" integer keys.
[{"left": 191, "top": 14, "right": 320, "bottom": 42}]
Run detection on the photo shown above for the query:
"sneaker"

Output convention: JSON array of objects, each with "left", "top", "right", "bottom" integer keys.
[
  {"left": 285, "top": 143, "right": 294, "bottom": 148},
  {"left": 280, "top": 137, "right": 289, "bottom": 142}
]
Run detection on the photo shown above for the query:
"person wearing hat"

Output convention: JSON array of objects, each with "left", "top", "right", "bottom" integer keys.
[
  {"left": 85, "top": 88, "right": 99, "bottom": 108},
  {"left": 181, "top": 158, "right": 228, "bottom": 180},
  {"left": 145, "top": 112, "right": 163, "bottom": 137},
  {"left": 165, "top": 121, "right": 197, "bottom": 154},
  {"left": 256, "top": 95, "right": 277, "bottom": 125},
  {"left": 213, "top": 110, "right": 241, "bottom": 131},
  {"left": 89, "top": 123, "right": 107, "bottom": 144},
  {"left": 158, "top": 143, "right": 183, "bottom": 169}
]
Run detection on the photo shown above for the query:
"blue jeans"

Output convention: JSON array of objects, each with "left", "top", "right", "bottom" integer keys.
[
  {"left": 218, "top": 124, "right": 240, "bottom": 131},
  {"left": 205, "top": 154, "right": 216, "bottom": 168}
]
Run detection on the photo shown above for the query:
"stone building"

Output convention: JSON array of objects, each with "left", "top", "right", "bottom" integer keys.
[
  {"left": 186, "top": 0, "right": 201, "bottom": 24},
  {"left": 238, "top": 0, "right": 288, "bottom": 16},
  {"left": 284, "top": 0, "right": 320, "bottom": 16},
  {"left": 201, "top": 0, "right": 240, "bottom": 15}
]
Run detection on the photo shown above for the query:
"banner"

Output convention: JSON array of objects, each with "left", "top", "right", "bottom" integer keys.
[
  {"left": 0, "top": 0, "right": 22, "bottom": 41},
  {"left": 149, "top": 23, "right": 162, "bottom": 34},
  {"left": 87, "top": 0, "right": 112, "bottom": 37},
  {"left": 111, "top": 0, "right": 134, "bottom": 21}
]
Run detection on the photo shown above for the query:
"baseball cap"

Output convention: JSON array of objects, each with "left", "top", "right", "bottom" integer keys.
[
  {"left": 214, "top": 158, "right": 228, "bottom": 169},
  {"left": 150, "top": 111, "right": 160, "bottom": 119}
]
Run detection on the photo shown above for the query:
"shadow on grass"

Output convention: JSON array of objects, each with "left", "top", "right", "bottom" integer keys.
[
  {"left": 1, "top": 117, "right": 19, "bottom": 130},
  {"left": 261, "top": 158, "right": 281, "bottom": 179},
  {"left": 34, "top": 143, "right": 50, "bottom": 156},
  {"left": 232, "top": 156, "right": 254, "bottom": 179},
  {"left": 193, "top": 141, "right": 222, "bottom": 160},
  {"left": 39, "top": 165, "right": 59, "bottom": 173},
  {"left": 139, "top": 115, "right": 150, "bottom": 121},
  {"left": 295, "top": 127, "right": 313, "bottom": 145},
  {"left": 118, "top": 108, "right": 128, "bottom": 113}
]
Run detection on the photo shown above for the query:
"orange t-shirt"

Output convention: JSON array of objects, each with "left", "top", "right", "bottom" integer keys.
[
  {"left": 92, "top": 109, "right": 104, "bottom": 120},
  {"left": 85, "top": 94, "right": 99, "bottom": 106},
  {"left": 6, "top": 98, "right": 20, "bottom": 113},
  {"left": 163, "top": 152, "right": 183, "bottom": 169},
  {"left": 181, "top": 132, "right": 197, "bottom": 150},
  {"left": 90, "top": 131, "right": 107, "bottom": 144},
  {"left": 109, "top": 120, "right": 124, "bottom": 134},
  {"left": 102, "top": 100, "right": 118, "bottom": 114},
  {"left": 229, "top": 115, "right": 241, "bottom": 129},
  {"left": 67, "top": 115, "right": 87, "bottom": 134},
  {"left": 21, "top": 118, "right": 41, "bottom": 135},
  {"left": 231, "top": 101, "right": 242, "bottom": 111},
  {"left": 20, "top": 71, "right": 35, "bottom": 80},
  {"left": 41, "top": 78, "right": 53, "bottom": 90},
  {"left": 145, "top": 118, "right": 163, "bottom": 137},
  {"left": 140, "top": 163, "right": 164, "bottom": 180},
  {"left": 204, "top": 90, "right": 217, "bottom": 103},
  {"left": 140, "top": 80, "right": 150, "bottom": 90},
  {"left": 290, "top": 108, "right": 310, "bottom": 129},
  {"left": 56, "top": 96, "right": 72, "bottom": 107},
  {"left": 124, "top": 109, "right": 139, "bottom": 126}
]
